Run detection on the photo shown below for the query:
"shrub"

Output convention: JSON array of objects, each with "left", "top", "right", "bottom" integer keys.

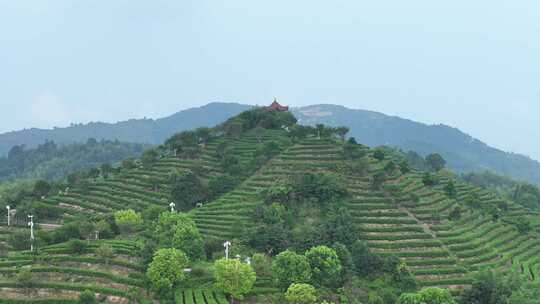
[
  {"left": 272, "top": 250, "right": 312, "bottom": 289},
  {"left": 114, "top": 209, "right": 143, "bottom": 234},
  {"left": 285, "top": 283, "right": 317, "bottom": 304},
  {"left": 79, "top": 290, "right": 97, "bottom": 304}
]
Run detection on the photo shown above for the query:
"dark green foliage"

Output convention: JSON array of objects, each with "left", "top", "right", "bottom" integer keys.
[
  {"left": 140, "top": 148, "right": 159, "bottom": 168},
  {"left": 448, "top": 206, "right": 462, "bottom": 221},
  {"left": 399, "top": 160, "right": 411, "bottom": 173},
  {"left": 422, "top": 172, "right": 438, "bottom": 186},
  {"left": 79, "top": 290, "right": 97, "bottom": 304},
  {"left": 254, "top": 141, "right": 282, "bottom": 160},
  {"left": 169, "top": 169, "right": 205, "bottom": 211},
  {"left": 320, "top": 208, "right": 359, "bottom": 247},
  {"left": 289, "top": 173, "right": 348, "bottom": 204},
  {"left": 514, "top": 218, "right": 531, "bottom": 234},
  {"left": 384, "top": 161, "right": 396, "bottom": 174},
  {"left": 154, "top": 212, "right": 204, "bottom": 260},
  {"left": 372, "top": 172, "right": 386, "bottom": 190},
  {"left": 8, "top": 230, "right": 30, "bottom": 250},
  {"left": 444, "top": 180, "right": 457, "bottom": 198},
  {"left": 351, "top": 240, "right": 383, "bottom": 276},
  {"left": 67, "top": 239, "right": 88, "bottom": 254},
  {"left": 32, "top": 180, "right": 51, "bottom": 198},
  {"left": 208, "top": 174, "right": 240, "bottom": 198},
  {"left": 332, "top": 243, "right": 354, "bottom": 282},
  {"left": 343, "top": 142, "right": 366, "bottom": 160},
  {"left": 373, "top": 149, "right": 385, "bottom": 161},
  {"left": 461, "top": 272, "right": 513, "bottom": 304},
  {"left": 0, "top": 139, "right": 146, "bottom": 181},
  {"left": 426, "top": 153, "right": 446, "bottom": 172}
]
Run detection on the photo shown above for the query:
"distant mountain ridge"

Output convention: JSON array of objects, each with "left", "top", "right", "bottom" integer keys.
[{"left": 1, "top": 102, "right": 539, "bottom": 184}]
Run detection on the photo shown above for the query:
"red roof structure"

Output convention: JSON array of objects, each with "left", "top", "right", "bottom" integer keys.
[{"left": 265, "top": 98, "right": 289, "bottom": 111}]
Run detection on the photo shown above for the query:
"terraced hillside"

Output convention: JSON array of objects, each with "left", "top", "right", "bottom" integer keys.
[{"left": 1, "top": 108, "right": 539, "bottom": 302}]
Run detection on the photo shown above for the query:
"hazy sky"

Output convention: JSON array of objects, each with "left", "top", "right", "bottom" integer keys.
[{"left": 1, "top": 1, "right": 539, "bottom": 160}]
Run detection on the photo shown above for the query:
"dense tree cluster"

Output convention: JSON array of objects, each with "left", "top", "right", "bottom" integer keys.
[{"left": 0, "top": 138, "right": 147, "bottom": 181}]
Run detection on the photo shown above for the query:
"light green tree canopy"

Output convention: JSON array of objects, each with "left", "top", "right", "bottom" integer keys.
[
  {"left": 146, "top": 248, "right": 189, "bottom": 294},
  {"left": 271, "top": 250, "right": 312, "bottom": 289},
  {"left": 213, "top": 258, "right": 256, "bottom": 301},
  {"left": 154, "top": 212, "right": 204, "bottom": 260},
  {"left": 305, "top": 245, "right": 342, "bottom": 288},
  {"left": 285, "top": 283, "right": 317, "bottom": 304},
  {"left": 114, "top": 209, "right": 143, "bottom": 234}
]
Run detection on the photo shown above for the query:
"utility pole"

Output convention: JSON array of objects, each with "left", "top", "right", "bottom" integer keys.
[
  {"left": 169, "top": 202, "right": 176, "bottom": 213},
  {"left": 223, "top": 241, "right": 231, "bottom": 260},
  {"left": 6, "top": 205, "right": 10, "bottom": 226},
  {"left": 28, "top": 215, "right": 34, "bottom": 252}
]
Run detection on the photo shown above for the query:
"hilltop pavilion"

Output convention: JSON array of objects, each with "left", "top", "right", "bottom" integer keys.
[{"left": 265, "top": 98, "right": 289, "bottom": 112}]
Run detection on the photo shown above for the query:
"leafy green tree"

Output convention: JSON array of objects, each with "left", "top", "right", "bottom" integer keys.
[
  {"left": 373, "top": 149, "right": 385, "bottom": 161},
  {"left": 444, "top": 180, "right": 457, "bottom": 198},
  {"left": 79, "top": 290, "right": 97, "bottom": 304},
  {"left": 140, "top": 148, "right": 159, "bottom": 168},
  {"left": 351, "top": 240, "right": 383, "bottom": 276},
  {"left": 515, "top": 217, "right": 532, "bottom": 234},
  {"left": 397, "top": 293, "right": 423, "bottom": 304},
  {"left": 114, "top": 209, "right": 143, "bottom": 234},
  {"left": 448, "top": 206, "right": 462, "bottom": 221},
  {"left": 95, "top": 244, "right": 114, "bottom": 264},
  {"left": 384, "top": 161, "right": 397, "bottom": 174},
  {"left": 214, "top": 258, "right": 256, "bottom": 303},
  {"left": 169, "top": 169, "right": 205, "bottom": 211},
  {"left": 100, "top": 163, "right": 113, "bottom": 178},
  {"left": 343, "top": 142, "right": 366, "bottom": 160},
  {"left": 426, "top": 153, "right": 446, "bottom": 172},
  {"left": 32, "top": 180, "right": 51, "bottom": 198},
  {"left": 399, "top": 160, "right": 411, "bottom": 174},
  {"left": 208, "top": 174, "right": 239, "bottom": 198},
  {"left": 272, "top": 250, "right": 312, "bottom": 289},
  {"left": 418, "top": 287, "right": 455, "bottom": 304},
  {"left": 290, "top": 173, "right": 348, "bottom": 204},
  {"left": 147, "top": 248, "right": 189, "bottom": 296},
  {"left": 155, "top": 212, "right": 204, "bottom": 260},
  {"left": 321, "top": 209, "right": 359, "bottom": 247},
  {"left": 332, "top": 242, "right": 354, "bottom": 282},
  {"left": 67, "top": 239, "right": 88, "bottom": 254},
  {"left": 305, "top": 246, "right": 342, "bottom": 288},
  {"left": 422, "top": 172, "right": 438, "bottom": 186},
  {"left": 195, "top": 127, "right": 213, "bottom": 145},
  {"left": 335, "top": 126, "right": 350, "bottom": 141},
  {"left": 285, "top": 283, "right": 317, "bottom": 304},
  {"left": 15, "top": 268, "right": 33, "bottom": 288}
]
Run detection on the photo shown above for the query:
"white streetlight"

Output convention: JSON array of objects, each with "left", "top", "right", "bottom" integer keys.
[
  {"left": 28, "top": 215, "right": 34, "bottom": 252},
  {"left": 235, "top": 254, "right": 241, "bottom": 260},
  {"left": 223, "top": 241, "right": 231, "bottom": 260},
  {"left": 169, "top": 202, "right": 176, "bottom": 213},
  {"left": 6, "top": 205, "right": 10, "bottom": 226}
]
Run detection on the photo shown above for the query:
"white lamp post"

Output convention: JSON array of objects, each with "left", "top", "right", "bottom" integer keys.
[
  {"left": 28, "top": 215, "right": 34, "bottom": 252},
  {"left": 223, "top": 241, "right": 231, "bottom": 260},
  {"left": 169, "top": 202, "right": 176, "bottom": 213},
  {"left": 6, "top": 205, "right": 10, "bottom": 226}
]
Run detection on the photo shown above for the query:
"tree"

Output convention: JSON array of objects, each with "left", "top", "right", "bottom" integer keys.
[
  {"left": 147, "top": 248, "right": 189, "bottom": 296},
  {"left": 33, "top": 180, "right": 51, "bottom": 198},
  {"left": 399, "top": 160, "right": 411, "bottom": 174},
  {"left": 315, "top": 124, "right": 325, "bottom": 139},
  {"left": 285, "top": 283, "right": 317, "bottom": 304},
  {"left": 169, "top": 169, "right": 205, "bottom": 211},
  {"left": 67, "top": 239, "right": 88, "bottom": 254},
  {"left": 155, "top": 212, "right": 204, "bottom": 260},
  {"left": 100, "top": 163, "right": 113, "bottom": 178},
  {"left": 272, "top": 250, "right": 312, "bottom": 289},
  {"left": 351, "top": 240, "right": 383, "bottom": 276},
  {"left": 114, "top": 209, "right": 143, "bottom": 234},
  {"left": 208, "top": 174, "right": 239, "bottom": 198},
  {"left": 426, "top": 153, "right": 446, "bottom": 172},
  {"left": 321, "top": 209, "right": 359, "bottom": 247},
  {"left": 444, "top": 180, "right": 457, "bottom": 198},
  {"left": 335, "top": 126, "right": 350, "bottom": 141},
  {"left": 305, "top": 246, "right": 342, "bottom": 288},
  {"left": 79, "top": 290, "right": 97, "bottom": 304},
  {"left": 373, "top": 149, "right": 385, "bottom": 161},
  {"left": 141, "top": 149, "right": 159, "bottom": 168},
  {"left": 332, "top": 242, "right": 354, "bottom": 282},
  {"left": 422, "top": 172, "right": 438, "bottom": 186},
  {"left": 448, "top": 206, "right": 461, "bottom": 221},
  {"left": 418, "top": 287, "right": 455, "bottom": 304},
  {"left": 95, "top": 244, "right": 114, "bottom": 264},
  {"left": 15, "top": 268, "right": 33, "bottom": 288},
  {"left": 195, "top": 127, "right": 213, "bottom": 145},
  {"left": 213, "top": 258, "right": 256, "bottom": 303}
]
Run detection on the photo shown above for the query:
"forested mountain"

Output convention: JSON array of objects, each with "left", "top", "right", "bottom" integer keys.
[
  {"left": 0, "top": 139, "right": 148, "bottom": 181},
  {"left": 2, "top": 102, "right": 539, "bottom": 184},
  {"left": 0, "top": 102, "right": 251, "bottom": 156}
]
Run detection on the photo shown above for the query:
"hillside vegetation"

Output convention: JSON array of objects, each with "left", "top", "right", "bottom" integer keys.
[
  {"left": 0, "top": 139, "right": 148, "bottom": 181},
  {"left": 2, "top": 102, "right": 540, "bottom": 186},
  {"left": 0, "top": 108, "right": 539, "bottom": 303}
]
